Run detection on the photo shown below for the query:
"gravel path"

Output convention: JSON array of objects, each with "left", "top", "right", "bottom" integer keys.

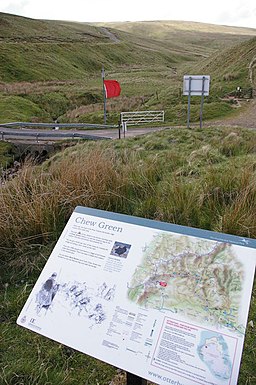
[{"left": 207, "top": 99, "right": 256, "bottom": 129}]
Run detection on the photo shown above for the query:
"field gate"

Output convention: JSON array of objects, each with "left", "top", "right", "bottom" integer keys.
[{"left": 120, "top": 110, "right": 164, "bottom": 137}]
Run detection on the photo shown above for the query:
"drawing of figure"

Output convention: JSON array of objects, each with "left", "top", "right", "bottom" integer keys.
[
  {"left": 36, "top": 272, "right": 59, "bottom": 314},
  {"left": 88, "top": 303, "right": 106, "bottom": 328},
  {"left": 65, "top": 283, "right": 78, "bottom": 301},
  {"left": 104, "top": 285, "right": 116, "bottom": 301},
  {"left": 77, "top": 296, "right": 91, "bottom": 316},
  {"left": 97, "top": 282, "right": 107, "bottom": 297}
]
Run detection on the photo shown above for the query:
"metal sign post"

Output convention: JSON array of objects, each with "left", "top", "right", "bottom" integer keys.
[
  {"left": 126, "top": 372, "right": 147, "bottom": 385},
  {"left": 183, "top": 75, "right": 210, "bottom": 129},
  {"left": 187, "top": 76, "right": 192, "bottom": 129},
  {"left": 102, "top": 66, "right": 107, "bottom": 125},
  {"left": 199, "top": 76, "right": 206, "bottom": 129}
]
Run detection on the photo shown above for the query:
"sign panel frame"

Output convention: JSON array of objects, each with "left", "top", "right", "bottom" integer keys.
[
  {"left": 183, "top": 75, "right": 210, "bottom": 96},
  {"left": 17, "top": 206, "right": 256, "bottom": 385}
]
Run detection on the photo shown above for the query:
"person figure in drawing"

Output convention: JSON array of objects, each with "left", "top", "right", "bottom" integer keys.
[
  {"left": 88, "top": 303, "right": 106, "bottom": 328},
  {"left": 36, "top": 272, "right": 59, "bottom": 315},
  {"left": 104, "top": 285, "right": 116, "bottom": 301},
  {"left": 97, "top": 282, "right": 107, "bottom": 297}
]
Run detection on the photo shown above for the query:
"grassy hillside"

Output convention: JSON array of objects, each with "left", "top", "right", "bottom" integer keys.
[
  {"left": 1, "top": 126, "right": 256, "bottom": 384},
  {"left": 0, "top": 13, "right": 191, "bottom": 83},
  {"left": 151, "top": 37, "right": 256, "bottom": 125},
  {"left": 0, "top": 13, "right": 255, "bottom": 124},
  {"left": 195, "top": 37, "right": 256, "bottom": 96},
  {"left": 97, "top": 20, "right": 256, "bottom": 54}
]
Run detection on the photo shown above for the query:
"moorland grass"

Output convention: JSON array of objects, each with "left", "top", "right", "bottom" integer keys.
[
  {"left": 0, "top": 13, "right": 255, "bottom": 125},
  {"left": 0, "top": 126, "right": 256, "bottom": 385}
]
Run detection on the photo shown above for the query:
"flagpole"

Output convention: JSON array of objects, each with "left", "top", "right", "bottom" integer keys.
[{"left": 102, "top": 66, "right": 107, "bottom": 124}]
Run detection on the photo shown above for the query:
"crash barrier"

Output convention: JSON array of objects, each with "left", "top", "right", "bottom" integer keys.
[{"left": 0, "top": 122, "right": 119, "bottom": 142}]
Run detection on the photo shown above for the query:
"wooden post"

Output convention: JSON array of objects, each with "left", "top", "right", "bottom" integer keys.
[{"left": 126, "top": 372, "right": 147, "bottom": 385}]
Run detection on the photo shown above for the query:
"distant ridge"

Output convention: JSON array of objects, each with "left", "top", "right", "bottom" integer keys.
[{"left": 96, "top": 19, "right": 256, "bottom": 36}]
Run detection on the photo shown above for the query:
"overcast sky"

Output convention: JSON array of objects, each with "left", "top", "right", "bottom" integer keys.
[{"left": 1, "top": 0, "right": 256, "bottom": 28}]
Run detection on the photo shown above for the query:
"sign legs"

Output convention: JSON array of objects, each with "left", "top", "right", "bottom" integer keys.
[
  {"left": 102, "top": 66, "right": 107, "bottom": 125},
  {"left": 187, "top": 77, "right": 192, "bottom": 129},
  {"left": 126, "top": 372, "right": 147, "bottom": 385},
  {"left": 199, "top": 76, "right": 206, "bottom": 129}
]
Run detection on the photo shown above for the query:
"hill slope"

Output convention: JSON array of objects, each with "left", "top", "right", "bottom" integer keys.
[
  {"left": 1, "top": 13, "right": 255, "bottom": 83},
  {"left": 96, "top": 20, "right": 256, "bottom": 52},
  {"left": 0, "top": 13, "right": 255, "bottom": 123},
  {"left": 0, "top": 13, "right": 191, "bottom": 82}
]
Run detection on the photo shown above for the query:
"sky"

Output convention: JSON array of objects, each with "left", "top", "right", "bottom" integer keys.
[{"left": 0, "top": 0, "right": 256, "bottom": 29}]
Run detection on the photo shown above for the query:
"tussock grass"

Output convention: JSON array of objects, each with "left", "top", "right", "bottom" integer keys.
[
  {"left": 1, "top": 126, "right": 256, "bottom": 385},
  {"left": 0, "top": 145, "right": 161, "bottom": 278}
]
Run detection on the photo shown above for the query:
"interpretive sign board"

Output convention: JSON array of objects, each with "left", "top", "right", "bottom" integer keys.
[{"left": 17, "top": 206, "right": 256, "bottom": 385}]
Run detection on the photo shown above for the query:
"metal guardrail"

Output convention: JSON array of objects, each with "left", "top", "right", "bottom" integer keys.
[
  {"left": 0, "top": 122, "right": 119, "bottom": 129},
  {"left": 0, "top": 121, "right": 120, "bottom": 141},
  {"left": 0, "top": 130, "right": 111, "bottom": 141}
]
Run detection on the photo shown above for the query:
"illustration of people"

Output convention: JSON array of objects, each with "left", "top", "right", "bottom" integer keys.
[
  {"left": 36, "top": 272, "right": 59, "bottom": 315},
  {"left": 77, "top": 296, "right": 91, "bottom": 316},
  {"left": 97, "top": 282, "right": 107, "bottom": 297},
  {"left": 104, "top": 285, "right": 116, "bottom": 301},
  {"left": 88, "top": 303, "right": 106, "bottom": 328}
]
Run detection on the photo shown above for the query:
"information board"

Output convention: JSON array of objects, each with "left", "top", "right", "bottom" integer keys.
[
  {"left": 17, "top": 206, "right": 256, "bottom": 385},
  {"left": 183, "top": 75, "right": 210, "bottom": 96}
]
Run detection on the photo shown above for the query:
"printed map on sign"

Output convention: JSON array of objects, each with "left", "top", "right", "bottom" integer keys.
[
  {"left": 128, "top": 233, "right": 244, "bottom": 333},
  {"left": 198, "top": 331, "right": 232, "bottom": 381}
]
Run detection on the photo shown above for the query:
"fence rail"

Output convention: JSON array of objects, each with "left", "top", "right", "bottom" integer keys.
[{"left": 120, "top": 111, "right": 164, "bottom": 127}]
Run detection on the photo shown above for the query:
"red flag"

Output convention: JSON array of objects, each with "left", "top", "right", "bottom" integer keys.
[{"left": 104, "top": 80, "right": 121, "bottom": 98}]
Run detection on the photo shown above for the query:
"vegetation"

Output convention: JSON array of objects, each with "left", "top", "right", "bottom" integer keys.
[
  {"left": 0, "top": 141, "right": 16, "bottom": 167},
  {"left": 1, "top": 126, "right": 256, "bottom": 384},
  {"left": 0, "top": 12, "right": 256, "bottom": 385},
  {"left": 0, "top": 13, "right": 255, "bottom": 124}
]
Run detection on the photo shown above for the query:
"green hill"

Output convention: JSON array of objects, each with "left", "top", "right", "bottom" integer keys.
[
  {"left": 0, "top": 13, "right": 255, "bottom": 123},
  {"left": 97, "top": 20, "right": 256, "bottom": 53},
  {"left": 195, "top": 37, "right": 256, "bottom": 95},
  {"left": 0, "top": 13, "right": 193, "bottom": 83},
  {"left": 1, "top": 15, "right": 256, "bottom": 385}
]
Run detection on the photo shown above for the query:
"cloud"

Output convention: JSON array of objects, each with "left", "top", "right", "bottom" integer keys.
[
  {"left": 1, "top": 0, "right": 30, "bottom": 16},
  {"left": 216, "top": 2, "right": 256, "bottom": 27},
  {"left": 0, "top": 0, "right": 255, "bottom": 27}
]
